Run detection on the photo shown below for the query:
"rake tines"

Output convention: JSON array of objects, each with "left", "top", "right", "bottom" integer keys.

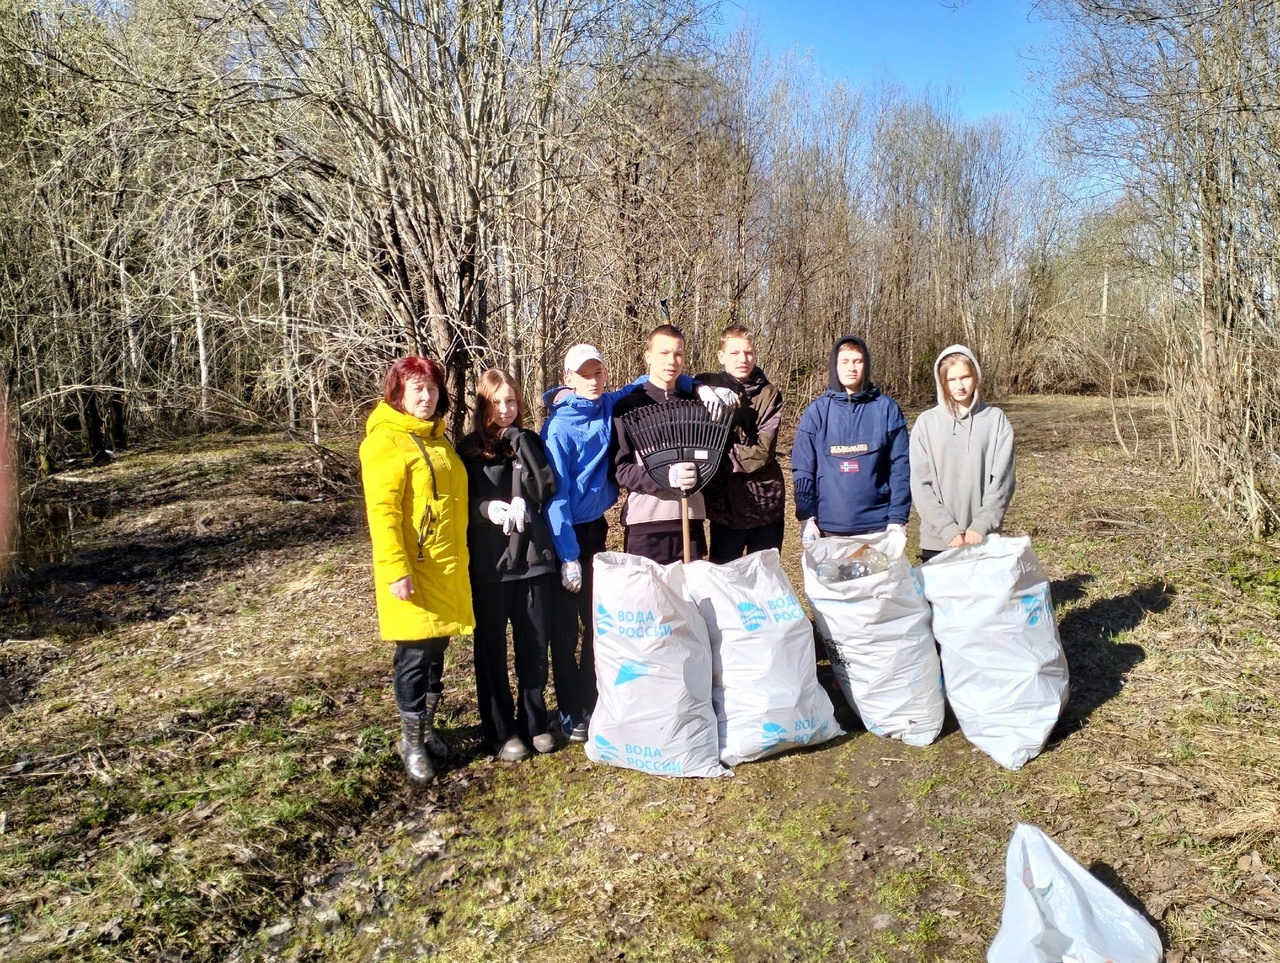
[{"left": 621, "top": 398, "right": 735, "bottom": 499}]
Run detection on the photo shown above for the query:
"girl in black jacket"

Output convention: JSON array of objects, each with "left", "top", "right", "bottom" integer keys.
[{"left": 457, "top": 369, "right": 559, "bottom": 761}]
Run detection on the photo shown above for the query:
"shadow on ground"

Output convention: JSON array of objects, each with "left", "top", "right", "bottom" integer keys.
[
  {"left": 3, "top": 507, "right": 362, "bottom": 641},
  {"left": 1, "top": 443, "right": 362, "bottom": 644},
  {"left": 1049, "top": 574, "right": 1094, "bottom": 609},
  {"left": 1050, "top": 578, "right": 1175, "bottom": 739},
  {"left": 1088, "top": 860, "right": 1169, "bottom": 949}
]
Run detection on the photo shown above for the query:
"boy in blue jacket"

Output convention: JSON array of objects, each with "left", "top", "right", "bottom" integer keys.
[
  {"left": 540, "top": 344, "right": 618, "bottom": 741},
  {"left": 541, "top": 344, "right": 712, "bottom": 740},
  {"left": 791, "top": 335, "right": 911, "bottom": 542}
]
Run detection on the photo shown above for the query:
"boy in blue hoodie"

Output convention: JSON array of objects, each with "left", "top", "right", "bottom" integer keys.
[{"left": 791, "top": 335, "right": 911, "bottom": 541}]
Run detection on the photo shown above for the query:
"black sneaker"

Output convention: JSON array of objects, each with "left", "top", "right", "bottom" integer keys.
[{"left": 568, "top": 719, "right": 589, "bottom": 743}]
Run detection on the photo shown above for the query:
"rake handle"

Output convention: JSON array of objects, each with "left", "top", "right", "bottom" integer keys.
[{"left": 681, "top": 495, "right": 691, "bottom": 564}]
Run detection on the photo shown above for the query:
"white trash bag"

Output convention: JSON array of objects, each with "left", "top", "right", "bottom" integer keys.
[
  {"left": 586, "top": 552, "right": 728, "bottom": 778},
  {"left": 989, "top": 823, "right": 1163, "bottom": 963},
  {"left": 684, "top": 549, "right": 841, "bottom": 766},
  {"left": 920, "top": 535, "right": 1069, "bottom": 770},
  {"left": 802, "top": 528, "right": 944, "bottom": 746}
]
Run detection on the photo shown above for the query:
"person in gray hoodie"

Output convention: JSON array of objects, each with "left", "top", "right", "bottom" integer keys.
[{"left": 909, "top": 345, "right": 1016, "bottom": 562}]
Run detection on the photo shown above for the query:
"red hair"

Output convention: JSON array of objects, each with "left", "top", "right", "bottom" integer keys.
[{"left": 383, "top": 356, "right": 450, "bottom": 417}]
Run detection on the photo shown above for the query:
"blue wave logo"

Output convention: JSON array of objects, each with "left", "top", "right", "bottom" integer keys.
[
  {"left": 595, "top": 603, "right": 614, "bottom": 636},
  {"left": 738, "top": 601, "right": 768, "bottom": 632},
  {"left": 760, "top": 721, "right": 788, "bottom": 751},
  {"left": 593, "top": 734, "right": 620, "bottom": 763},
  {"left": 614, "top": 660, "right": 651, "bottom": 686},
  {"left": 1018, "top": 590, "right": 1048, "bottom": 626},
  {"left": 908, "top": 567, "right": 924, "bottom": 596}
]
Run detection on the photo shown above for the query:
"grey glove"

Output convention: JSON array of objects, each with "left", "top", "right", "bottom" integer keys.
[{"left": 696, "top": 385, "right": 739, "bottom": 409}]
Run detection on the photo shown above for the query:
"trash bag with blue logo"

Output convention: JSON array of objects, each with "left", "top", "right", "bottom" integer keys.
[
  {"left": 802, "top": 528, "right": 944, "bottom": 746},
  {"left": 919, "top": 535, "right": 1069, "bottom": 770},
  {"left": 586, "top": 552, "right": 728, "bottom": 778},
  {"left": 988, "top": 824, "right": 1162, "bottom": 963},
  {"left": 684, "top": 549, "right": 841, "bottom": 766}
]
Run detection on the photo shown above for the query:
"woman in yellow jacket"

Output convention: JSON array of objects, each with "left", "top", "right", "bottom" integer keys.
[{"left": 360, "top": 356, "right": 475, "bottom": 785}]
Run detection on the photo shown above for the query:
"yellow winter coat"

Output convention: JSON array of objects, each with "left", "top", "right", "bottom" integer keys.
[{"left": 360, "top": 402, "right": 475, "bottom": 642}]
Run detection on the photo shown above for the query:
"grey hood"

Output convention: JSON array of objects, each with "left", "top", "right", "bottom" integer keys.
[{"left": 933, "top": 343, "right": 983, "bottom": 410}]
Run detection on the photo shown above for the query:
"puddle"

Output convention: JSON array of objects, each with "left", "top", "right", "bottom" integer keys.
[{"left": 5, "top": 496, "right": 116, "bottom": 575}]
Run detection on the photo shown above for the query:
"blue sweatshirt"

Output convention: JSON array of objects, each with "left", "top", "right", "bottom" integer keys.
[
  {"left": 540, "top": 374, "right": 695, "bottom": 563},
  {"left": 540, "top": 386, "right": 629, "bottom": 563},
  {"left": 791, "top": 336, "right": 911, "bottom": 534}
]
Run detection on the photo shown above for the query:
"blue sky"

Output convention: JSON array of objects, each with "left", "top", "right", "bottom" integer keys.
[{"left": 720, "top": 0, "right": 1051, "bottom": 122}]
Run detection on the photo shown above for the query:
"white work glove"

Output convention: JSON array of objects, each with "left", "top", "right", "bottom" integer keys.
[
  {"left": 561, "top": 560, "right": 582, "bottom": 593},
  {"left": 886, "top": 523, "right": 906, "bottom": 535},
  {"left": 505, "top": 496, "right": 528, "bottom": 535},
  {"left": 696, "top": 385, "right": 739, "bottom": 409},
  {"left": 667, "top": 462, "right": 698, "bottom": 493},
  {"left": 801, "top": 517, "right": 821, "bottom": 547},
  {"left": 486, "top": 500, "right": 511, "bottom": 528}
]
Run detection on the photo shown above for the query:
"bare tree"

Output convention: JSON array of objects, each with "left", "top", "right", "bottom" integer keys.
[{"left": 1043, "top": 0, "right": 1280, "bottom": 534}]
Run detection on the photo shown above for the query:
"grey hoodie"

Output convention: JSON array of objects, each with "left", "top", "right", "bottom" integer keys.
[{"left": 909, "top": 344, "right": 1016, "bottom": 553}]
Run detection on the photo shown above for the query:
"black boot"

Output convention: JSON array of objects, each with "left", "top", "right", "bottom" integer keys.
[
  {"left": 398, "top": 713, "right": 434, "bottom": 785},
  {"left": 422, "top": 692, "right": 449, "bottom": 757}
]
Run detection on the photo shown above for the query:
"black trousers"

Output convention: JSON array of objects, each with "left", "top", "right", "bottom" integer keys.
[
  {"left": 392, "top": 637, "right": 449, "bottom": 714},
  {"left": 548, "top": 517, "right": 608, "bottom": 720},
  {"left": 708, "top": 519, "right": 785, "bottom": 564},
  {"left": 471, "top": 575, "right": 552, "bottom": 750},
  {"left": 623, "top": 519, "right": 706, "bottom": 565},
  {"left": 920, "top": 548, "right": 942, "bottom": 564}
]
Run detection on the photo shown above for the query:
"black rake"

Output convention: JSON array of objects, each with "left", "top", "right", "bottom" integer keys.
[{"left": 620, "top": 398, "right": 736, "bottom": 562}]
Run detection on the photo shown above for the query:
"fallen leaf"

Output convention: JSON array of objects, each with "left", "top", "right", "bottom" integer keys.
[{"left": 98, "top": 918, "right": 124, "bottom": 942}]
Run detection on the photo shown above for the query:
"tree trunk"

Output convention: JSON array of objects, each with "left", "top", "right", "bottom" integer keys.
[
  {"left": 78, "top": 389, "right": 108, "bottom": 464},
  {"left": 189, "top": 267, "right": 211, "bottom": 423}
]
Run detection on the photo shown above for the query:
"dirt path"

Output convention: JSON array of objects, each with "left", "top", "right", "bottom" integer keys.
[{"left": 1, "top": 397, "right": 1277, "bottom": 962}]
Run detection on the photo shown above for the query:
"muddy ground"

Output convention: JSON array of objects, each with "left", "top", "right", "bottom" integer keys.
[{"left": 1, "top": 395, "right": 1278, "bottom": 961}]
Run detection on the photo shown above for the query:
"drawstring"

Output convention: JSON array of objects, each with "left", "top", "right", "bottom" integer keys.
[
  {"left": 949, "top": 404, "right": 975, "bottom": 453},
  {"left": 407, "top": 433, "right": 441, "bottom": 562}
]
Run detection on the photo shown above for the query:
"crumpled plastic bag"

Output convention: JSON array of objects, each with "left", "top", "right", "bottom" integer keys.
[
  {"left": 988, "top": 824, "right": 1163, "bottom": 963},
  {"left": 803, "top": 528, "right": 943, "bottom": 746},
  {"left": 586, "top": 552, "right": 728, "bottom": 778},
  {"left": 684, "top": 549, "right": 840, "bottom": 765},
  {"left": 920, "top": 535, "right": 1069, "bottom": 769}
]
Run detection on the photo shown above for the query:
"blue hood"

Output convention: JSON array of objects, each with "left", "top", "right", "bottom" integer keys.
[
  {"left": 539, "top": 384, "right": 629, "bottom": 562},
  {"left": 542, "top": 385, "right": 603, "bottom": 423}
]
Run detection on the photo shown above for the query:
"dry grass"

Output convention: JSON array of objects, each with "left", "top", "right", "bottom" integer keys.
[{"left": 0, "top": 397, "right": 1277, "bottom": 962}]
